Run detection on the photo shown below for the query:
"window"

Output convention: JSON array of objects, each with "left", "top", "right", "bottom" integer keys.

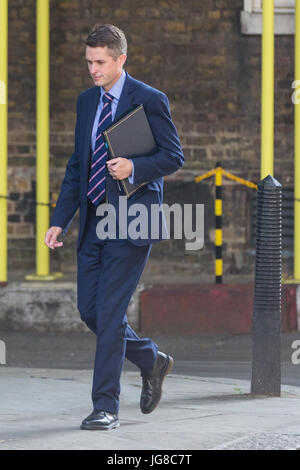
[{"left": 241, "top": 0, "right": 295, "bottom": 35}]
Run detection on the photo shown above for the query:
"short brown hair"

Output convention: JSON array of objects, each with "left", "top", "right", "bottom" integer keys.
[{"left": 85, "top": 24, "right": 127, "bottom": 60}]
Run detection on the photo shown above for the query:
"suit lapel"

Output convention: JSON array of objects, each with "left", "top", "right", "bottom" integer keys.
[{"left": 114, "top": 72, "right": 136, "bottom": 122}]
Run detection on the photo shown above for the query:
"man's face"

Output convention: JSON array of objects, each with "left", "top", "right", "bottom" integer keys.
[{"left": 85, "top": 45, "right": 126, "bottom": 91}]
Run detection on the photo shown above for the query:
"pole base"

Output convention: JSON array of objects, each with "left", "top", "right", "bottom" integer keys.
[{"left": 25, "top": 272, "right": 64, "bottom": 281}]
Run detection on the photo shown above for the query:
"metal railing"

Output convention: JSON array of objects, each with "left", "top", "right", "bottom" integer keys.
[{"left": 195, "top": 163, "right": 257, "bottom": 283}]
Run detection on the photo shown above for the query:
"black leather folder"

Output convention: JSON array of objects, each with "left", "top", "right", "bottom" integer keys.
[{"left": 103, "top": 104, "right": 157, "bottom": 197}]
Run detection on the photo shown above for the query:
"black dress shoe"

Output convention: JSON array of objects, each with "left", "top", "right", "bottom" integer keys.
[
  {"left": 80, "top": 410, "right": 120, "bottom": 430},
  {"left": 140, "top": 351, "right": 174, "bottom": 414}
]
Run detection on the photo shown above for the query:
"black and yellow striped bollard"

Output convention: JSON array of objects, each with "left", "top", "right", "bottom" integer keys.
[{"left": 215, "top": 163, "right": 223, "bottom": 283}]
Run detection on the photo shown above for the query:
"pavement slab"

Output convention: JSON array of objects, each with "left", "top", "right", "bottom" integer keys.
[{"left": 1, "top": 368, "right": 300, "bottom": 450}]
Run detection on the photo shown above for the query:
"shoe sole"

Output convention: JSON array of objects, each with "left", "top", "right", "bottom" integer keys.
[
  {"left": 142, "top": 355, "right": 174, "bottom": 414},
  {"left": 80, "top": 421, "right": 120, "bottom": 431}
]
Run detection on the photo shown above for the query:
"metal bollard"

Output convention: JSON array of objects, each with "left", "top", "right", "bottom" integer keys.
[
  {"left": 215, "top": 162, "right": 223, "bottom": 284},
  {"left": 251, "top": 175, "right": 282, "bottom": 396}
]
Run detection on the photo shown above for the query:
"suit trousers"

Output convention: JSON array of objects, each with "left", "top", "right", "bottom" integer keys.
[{"left": 77, "top": 199, "right": 158, "bottom": 414}]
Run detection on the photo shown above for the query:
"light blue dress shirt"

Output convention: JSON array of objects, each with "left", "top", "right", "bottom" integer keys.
[{"left": 91, "top": 69, "right": 134, "bottom": 184}]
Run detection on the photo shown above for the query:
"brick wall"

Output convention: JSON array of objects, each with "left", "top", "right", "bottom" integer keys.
[{"left": 6, "top": 0, "right": 294, "bottom": 279}]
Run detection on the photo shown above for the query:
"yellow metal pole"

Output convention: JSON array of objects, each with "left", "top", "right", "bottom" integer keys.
[
  {"left": 215, "top": 165, "right": 223, "bottom": 283},
  {"left": 36, "top": 0, "right": 50, "bottom": 276},
  {"left": 294, "top": 0, "right": 300, "bottom": 282},
  {"left": 261, "top": 0, "right": 274, "bottom": 179},
  {"left": 0, "top": 0, "right": 8, "bottom": 285},
  {"left": 26, "top": 0, "right": 62, "bottom": 281}
]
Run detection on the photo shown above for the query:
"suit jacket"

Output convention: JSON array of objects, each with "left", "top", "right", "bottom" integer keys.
[{"left": 51, "top": 72, "right": 184, "bottom": 247}]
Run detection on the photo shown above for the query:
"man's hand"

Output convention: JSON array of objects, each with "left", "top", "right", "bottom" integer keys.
[
  {"left": 106, "top": 157, "right": 133, "bottom": 180},
  {"left": 45, "top": 226, "right": 63, "bottom": 250}
]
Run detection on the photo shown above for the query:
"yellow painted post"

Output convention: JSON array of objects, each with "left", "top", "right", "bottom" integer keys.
[
  {"left": 261, "top": 0, "right": 274, "bottom": 179},
  {"left": 215, "top": 164, "right": 223, "bottom": 283},
  {"left": 294, "top": 0, "right": 300, "bottom": 282},
  {"left": 0, "top": 0, "right": 8, "bottom": 285},
  {"left": 26, "top": 0, "right": 62, "bottom": 281},
  {"left": 36, "top": 0, "right": 50, "bottom": 277}
]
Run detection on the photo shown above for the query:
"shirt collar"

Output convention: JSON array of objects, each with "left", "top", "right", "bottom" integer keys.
[{"left": 100, "top": 69, "right": 126, "bottom": 102}]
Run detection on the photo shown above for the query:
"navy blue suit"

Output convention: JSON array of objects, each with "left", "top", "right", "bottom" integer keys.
[{"left": 51, "top": 72, "right": 184, "bottom": 414}]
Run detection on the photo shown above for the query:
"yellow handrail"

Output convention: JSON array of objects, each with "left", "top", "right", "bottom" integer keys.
[
  {"left": 36, "top": 0, "right": 50, "bottom": 277},
  {"left": 261, "top": 0, "right": 274, "bottom": 179},
  {"left": 25, "top": 0, "right": 62, "bottom": 281},
  {"left": 294, "top": 0, "right": 300, "bottom": 282},
  {"left": 0, "top": 0, "right": 8, "bottom": 285},
  {"left": 195, "top": 167, "right": 257, "bottom": 190}
]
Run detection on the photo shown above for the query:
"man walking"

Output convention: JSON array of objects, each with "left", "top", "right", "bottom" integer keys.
[{"left": 45, "top": 24, "right": 184, "bottom": 430}]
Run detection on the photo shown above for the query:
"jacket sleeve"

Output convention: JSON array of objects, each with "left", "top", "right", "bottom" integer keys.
[
  {"left": 130, "top": 91, "right": 184, "bottom": 184},
  {"left": 50, "top": 96, "right": 81, "bottom": 233}
]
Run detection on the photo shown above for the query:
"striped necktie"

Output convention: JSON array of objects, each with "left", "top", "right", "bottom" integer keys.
[{"left": 87, "top": 92, "right": 114, "bottom": 205}]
